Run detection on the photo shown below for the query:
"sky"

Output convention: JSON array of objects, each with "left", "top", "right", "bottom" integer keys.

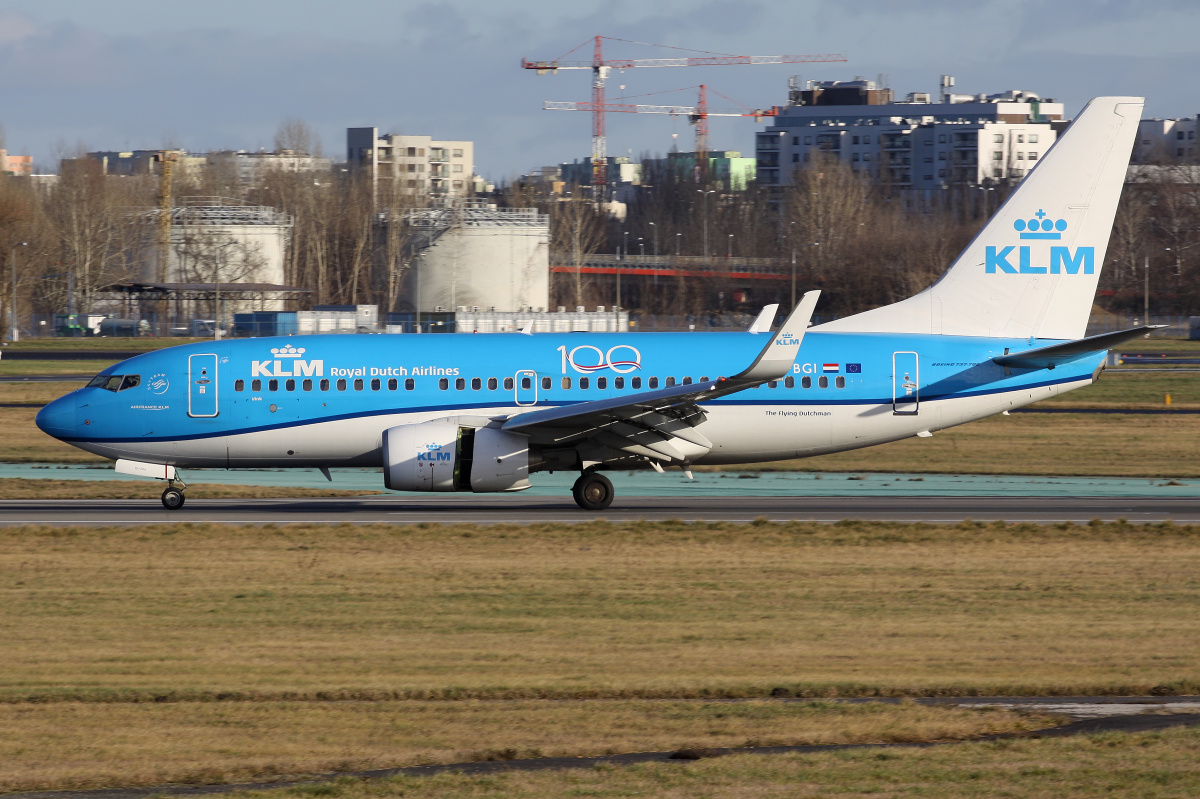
[{"left": 1, "top": 0, "right": 1199, "bottom": 180}]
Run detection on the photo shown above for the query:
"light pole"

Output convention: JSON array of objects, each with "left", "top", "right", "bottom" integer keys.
[
  {"left": 638, "top": 237, "right": 645, "bottom": 257},
  {"left": 675, "top": 232, "right": 681, "bottom": 257},
  {"left": 697, "top": 189, "right": 715, "bottom": 263},
  {"left": 727, "top": 234, "right": 733, "bottom": 259},
  {"left": 10, "top": 242, "right": 26, "bottom": 342},
  {"left": 1143, "top": 254, "right": 1150, "bottom": 326},
  {"left": 214, "top": 241, "right": 237, "bottom": 340},
  {"left": 618, "top": 231, "right": 628, "bottom": 310},
  {"left": 648, "top": 222, "right": 658, "bottom": 257}
]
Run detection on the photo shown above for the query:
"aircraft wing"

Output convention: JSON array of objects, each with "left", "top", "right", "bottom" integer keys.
[
  {"left": 992, "top": 325, "right": 1165, "bottom": 369},
  {"left": 499, "top": 292, "right": 820, "bottom": 462}
]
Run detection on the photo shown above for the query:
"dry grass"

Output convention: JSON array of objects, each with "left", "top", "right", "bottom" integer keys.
[
  {"left": 0, "top": 477, "right": 378, "bottom": 499},
  {"left": 2, "top": 520, "right": 1198, "bottom": 703},
  {"left": 756, "top": 411, "right": 1200, "bottom": 476},
  {"left": 0, "top": 359, "right": 106, "bottom": 376},
  {"left": 207, "top": 726, "right": 1200, "bottom": 799},
  {"left": 0, "top": 700, "right": 1052, "bottom": 792}
]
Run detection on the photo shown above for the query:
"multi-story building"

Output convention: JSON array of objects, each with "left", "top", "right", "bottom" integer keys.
[
  {"left": 1132, "top": 117, "right": 1199, "bottom": 163},
  {"left": 84, "top": 150, "right": 207, "bottom": 178},
  {"left": 346, "top": 128, "right": 474, "bottom": 197},
  {"left": 0, "top": 151, "right": 32, "bottom": 177},
  {"left": 755, "top": 78, "right": 1064, "bottom": 192},
  {"left": 205, "top": 150, "right": 331, "bottom": 184}
]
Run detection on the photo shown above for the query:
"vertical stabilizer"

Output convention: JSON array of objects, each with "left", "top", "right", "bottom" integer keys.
[{"left": 815, "top": 96, "right": 1144, "bottom": 340}]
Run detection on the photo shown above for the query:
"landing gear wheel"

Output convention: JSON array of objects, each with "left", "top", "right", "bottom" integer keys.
[
  {"left": 161, "top": 487, "right": 186, "bottom": 510},
  {"left": 572, "top": 472, "right": 614, "bottom": 511}
]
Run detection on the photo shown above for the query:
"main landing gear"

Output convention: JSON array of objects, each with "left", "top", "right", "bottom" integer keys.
[
  {"left": 572, "top": 472, "right": 614, "bottom": 511},
  {"left": 161, "top": 481, "right": 186, "bottom": 510}
]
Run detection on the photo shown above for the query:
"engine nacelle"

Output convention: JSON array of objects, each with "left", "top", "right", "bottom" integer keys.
[{"left": 382, "top": 420, "right": 530, "bottom": 493}]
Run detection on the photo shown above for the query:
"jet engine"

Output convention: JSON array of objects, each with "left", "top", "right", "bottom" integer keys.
[{"left": 382, "top": 419, "right": 530, "bottom": 493}]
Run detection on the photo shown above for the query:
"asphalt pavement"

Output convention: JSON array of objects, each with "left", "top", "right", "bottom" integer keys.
[{"left": 5, "top": 494, "right": 1200, "bottom": 525}]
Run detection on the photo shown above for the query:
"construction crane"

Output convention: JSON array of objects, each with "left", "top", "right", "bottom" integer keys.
[
  {"left": 544, "top": 84, "right": 779, "bottom": 182},
  {"left": 522, "top": 36, "right": 846, "bottom": 187}
]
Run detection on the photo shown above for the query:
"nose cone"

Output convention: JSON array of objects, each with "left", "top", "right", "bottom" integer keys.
[{"left": 36, "top": 395, "right": 75, "bottom": 439}]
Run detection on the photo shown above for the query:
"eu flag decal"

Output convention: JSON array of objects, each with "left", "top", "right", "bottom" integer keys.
[{"left": 846, "top": 363, "right": 862, "bottom": 373}]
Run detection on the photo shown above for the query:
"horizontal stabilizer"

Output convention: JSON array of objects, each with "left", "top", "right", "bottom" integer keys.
[{"left": 993, "top": 326, "right": 1166, "bottom": 369}]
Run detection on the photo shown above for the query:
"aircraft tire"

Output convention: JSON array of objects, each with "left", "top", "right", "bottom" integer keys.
[
  {"left": 161, "top": 487, "right": 186, "bottom": 510},
  {"left": 572, "top": 473, "right": 614, "bottom": 511}
]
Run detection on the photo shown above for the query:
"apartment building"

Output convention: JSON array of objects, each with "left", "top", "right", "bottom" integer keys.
[
  {"left": 347, "top": 128, "right": 474, "bottom": 196},
  {"left": 756, "top": 78, "right": 1064, "bottom": 191}
]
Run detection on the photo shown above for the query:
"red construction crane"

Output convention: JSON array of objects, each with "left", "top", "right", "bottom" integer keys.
[
  {"left": 544, "top": 84, "right": 779, "bottom": 182},
  {"left": 522, "top": 36, "right": 846, "bottom": 187}
]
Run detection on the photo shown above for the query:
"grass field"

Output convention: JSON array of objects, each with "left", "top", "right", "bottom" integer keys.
[
  {"left": 0, "top": 700, "right": 1052, "bottom": 792},
  {"left": 1, "top": 519, "right": 1197, "bottom": 792},
  {"left": 3, "top": 520, "right": 1197, "bottom": 702},
  {"left": 200, "top": 726, "right": 1200, "bottom": 799}
]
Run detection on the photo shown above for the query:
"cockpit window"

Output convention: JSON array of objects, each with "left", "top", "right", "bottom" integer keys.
[{"left": 89, "top": 374, "right": 141, "bottom": 392}]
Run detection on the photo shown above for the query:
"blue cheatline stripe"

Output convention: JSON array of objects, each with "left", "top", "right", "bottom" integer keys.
[{"left": 62, "top": 372, "right": 1090, "bottom": 445}]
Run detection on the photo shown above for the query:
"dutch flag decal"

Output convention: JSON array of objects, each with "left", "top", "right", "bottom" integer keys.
[{"left": 822, "top": 363, "right": 839, "bottom": 373}]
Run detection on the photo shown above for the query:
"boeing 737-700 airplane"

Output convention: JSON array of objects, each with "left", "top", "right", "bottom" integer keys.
[{"left": 37, "top": 96, "right": 1148, "bottom": 510}]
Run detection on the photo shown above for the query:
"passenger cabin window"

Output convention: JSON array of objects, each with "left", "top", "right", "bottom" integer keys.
[
  {"left": 387, "top": 378, "right": 397, "bottom": 390},
  {"left": 268, "top": 379, "right": 279, "bottom": 392},
  {"left": 337, "top": 379, "right": 348, "bottom": 391},
  {"left": 253, "top": 379, "right": 262, "bottom": 392},
  {"left": 303, "top": 379, "right": 313, "bottom": 391},
  {"left": 455, "top": 378, "right": 465, "bottom": 390},
  {"left": 285, "top": 379, "right": 296, "bottom": 391},
  {"left": 405, "top": 378, "right": 415, "bottom": 390},
  {"left": 371, "top": 378, "right": 381, "bottom": 390},
  {"left": 615, "top": 377, "right": 624, "bottom": 389},
  {"left": 488, "top": 377, "right": 498, "bottom": 390},
  {"left": 836, "top": 376, "right": 846, "bottom": 388},
  {"left": 235, "top": 379, "right": 245, "bottom": 392},
  {"left": 819, "top": 376, "right": 829, "bottom": 388},
  {"left": 648, "top": 377, "right": 659, "bottom": 389},
  {"left": 561, "top": 377, "right": 572, "bottom": 389},
  {"left": 784, "top": 376, "right": 794, "bottom": 388},
  {"left": 682, "top": 377, "right": 692, "bottom": 385},
  {"left": 504, "top": 377, "right": 515, "bottom": 390},
  {"left": 471, "top": 377, "right": 482, "bottom": 390},
  {"left": 579, "top": 377, "right": 589, "bottom": 389},
  {"left": 632, "top": 377, "right": 642, "bottom": 389},
  {"left": 802, "top": 376, "right": 811, "bottom": 389},
  {"left": 541, "top": 377, "right": 551, "bottom": 390},
  {"left": 665, "top": 377, "right": 676, "bottom": 387},
  {"left": 768, "top": 381, "right": 778, "bottom": 389},
  {"left": 439, "top": 378, "right": 449, "bottom": 390},
  {"left": 596, "top": 376, "right": 607, "bottom": 390},
  {"left": 354, "top": 378, "right": 364, "bottom": 391},
  {"left": 320, "top": 379, "right": 329, "bottom": 391}
]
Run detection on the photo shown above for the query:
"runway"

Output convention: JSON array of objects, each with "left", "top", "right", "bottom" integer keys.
[{"left": 5, "top": 493, "right": 1200, "bottom": 525}]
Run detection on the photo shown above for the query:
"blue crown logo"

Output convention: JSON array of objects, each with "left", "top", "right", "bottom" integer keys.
[
  {"left": 1013, "top": 209, "right": 1067, "bottom": 240},
  {"left": 270, "top": 345, "right": 306, "bottom": 358}
]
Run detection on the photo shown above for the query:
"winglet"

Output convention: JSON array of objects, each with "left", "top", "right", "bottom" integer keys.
[
  {"left": 747, "top": 304, "right": 779, "bottom": 334},
  {"left": 733, "top": 291, "right": 820, "bottom": 382},
  {"left": 519, "top": 323, "right": 533, "bottom": 335}
]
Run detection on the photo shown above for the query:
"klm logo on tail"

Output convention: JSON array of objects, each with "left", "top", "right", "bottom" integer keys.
[{"left": 986, "top": 210, "right": 1094, "bottom": 275}]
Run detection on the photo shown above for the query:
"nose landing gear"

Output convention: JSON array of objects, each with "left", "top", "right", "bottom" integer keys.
[{"left": 571, "top": 472, "right": 614, "bottom": 511}]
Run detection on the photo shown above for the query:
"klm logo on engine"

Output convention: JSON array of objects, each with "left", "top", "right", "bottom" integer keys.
[
  {"left": 251, "top": 345, "right": 324, "bottom": 378},
  {"left": 985, "top": 210, "right": 1094, "bottom": 275},
  {"left": 417, "top": 443, "right": 452, "bottom": 462}
]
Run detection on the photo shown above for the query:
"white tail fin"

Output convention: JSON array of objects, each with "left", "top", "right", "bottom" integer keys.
[{"left": 816, "top": 96, "right": 1144, "bottom": 340}]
